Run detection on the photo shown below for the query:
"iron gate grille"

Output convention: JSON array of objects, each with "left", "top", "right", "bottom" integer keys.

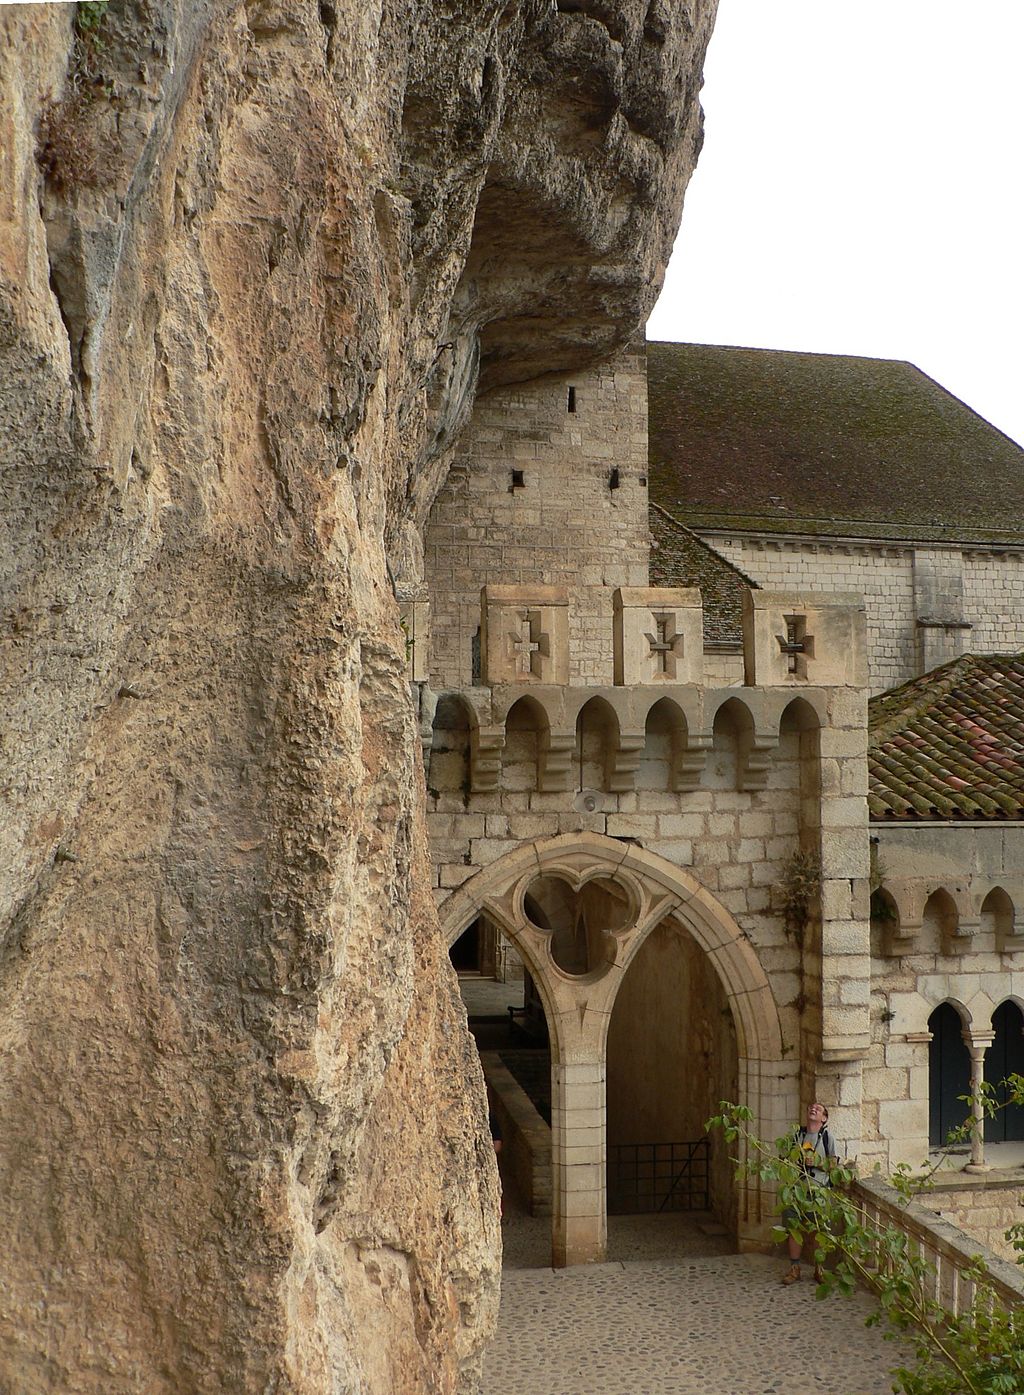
[{"left": 607, "top": 1138, "right": 710, "bottom": 1214}]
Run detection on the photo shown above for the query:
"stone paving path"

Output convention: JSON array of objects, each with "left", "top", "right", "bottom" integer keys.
[
  {"left": 484, "top": 1254, "right": 905, "bottom": 1395},
  {"left": 485, "top": 1206, "right": 907, "bottom": 1395}
]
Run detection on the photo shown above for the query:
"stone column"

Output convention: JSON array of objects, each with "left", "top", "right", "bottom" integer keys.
[
  {"left": 551, "top": 1057, "right": 606, "bottom": 1266},
  {"left": 817, "top": 693, "right": 872, "bottom": 1064},
  {"left": 963, "top": 1030, "right": 995, "bottom": 1173}
]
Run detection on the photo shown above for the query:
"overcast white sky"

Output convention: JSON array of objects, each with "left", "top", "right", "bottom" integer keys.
[{"left": 648, "top": 0, "right": 1024, "bottom": 448}]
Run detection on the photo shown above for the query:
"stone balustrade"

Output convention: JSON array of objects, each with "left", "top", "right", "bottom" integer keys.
[{"left": 852, "top": 1175, "right": 1024, "bottom": 1316}]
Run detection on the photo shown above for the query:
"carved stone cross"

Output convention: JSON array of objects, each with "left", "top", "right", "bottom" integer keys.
[
  {"left": 776, "top": 614, "right": 814, "bottom": 676},
  {"left": 645, "top": 614, "right": 683, "bottom": 677},
  {"left": 509, "top": 610, "right": 549, "bottom": 677}
]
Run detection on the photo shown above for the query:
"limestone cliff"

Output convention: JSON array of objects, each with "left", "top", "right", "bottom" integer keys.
[{"left": 0, "top": 1, "right": 716, "bottom": 1390}]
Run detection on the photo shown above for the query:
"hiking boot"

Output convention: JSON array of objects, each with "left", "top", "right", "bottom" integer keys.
[{"left": 780, "top": 1264, "right": 801, "bottom": 1285}]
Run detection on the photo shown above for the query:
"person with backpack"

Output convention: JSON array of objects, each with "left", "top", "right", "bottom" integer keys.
[{"left": 780, "top": 1101, "right": 839, "bottom": 1285}]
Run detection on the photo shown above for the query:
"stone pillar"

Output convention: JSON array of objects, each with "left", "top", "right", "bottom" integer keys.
[
  {"left": 912, "top": 547, "right": 971, "bottom": 675},
  {"left": 817, "top": 691, "right": 872, "bottom": 1063},
  {"left": 735, "top": 1054, "right": 799, "bottom": 1250},
  {"left": 551, "top": 1057, "right": 606, "bottom": 1266},
  {"left": 963, "top": 1030, "right": 995, "bottom": 1173}
]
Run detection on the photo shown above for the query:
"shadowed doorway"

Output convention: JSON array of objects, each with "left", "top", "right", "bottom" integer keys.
[{"left": 606, "top": 915, "right": 739, "bottom": 1240}]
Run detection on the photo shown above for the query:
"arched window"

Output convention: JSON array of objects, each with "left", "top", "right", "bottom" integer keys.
[
  {"left": 707, "top": 698, "right": 753, "bottom": 791},
  {"left": 638, "top": 698, "right": 686, "bottom": 792},
  {"left": 870, "top": 886, "right": 900, "bottom": 942},
  {"left": 503, "top": 696, "right": 548, "bottom": 792},
  {"left": 928, "top": 1002, "right": 970, "bottom": 1148},
  {"left": 922, "top": 888, "right": 959, "bottom": 954},
  {"left": 984, "top": 1001, "right": 1024, "bottom": 1143},
  {"left": 980, "top": 887, "right": 1015, "bottom": 947}
]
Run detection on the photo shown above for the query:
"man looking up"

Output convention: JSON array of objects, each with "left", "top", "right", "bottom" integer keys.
[{"left": 780, "top": 1101, "right": 838, "bottom": 1285}]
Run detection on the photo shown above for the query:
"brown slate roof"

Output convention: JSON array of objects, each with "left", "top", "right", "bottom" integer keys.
[
  {"left": 647, "top": 341, "right": 1024, "bottom": 545},
  {"left": 868, "top": 654, "right": 1024, "bottom": 820},
  {"left": 649, "top": 503, "right": 755, "bottom": 646}
]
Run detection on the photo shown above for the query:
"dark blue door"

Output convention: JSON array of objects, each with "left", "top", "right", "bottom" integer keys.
[
  {"left": 929, "top": 1003, "right": 970, "bottom": 1148},
  {"left": 984, "top": 1001, "right": 1024, "bottom": 1143}
]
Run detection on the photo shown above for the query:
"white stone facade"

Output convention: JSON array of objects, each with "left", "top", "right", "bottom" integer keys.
[
  {"left": 701, "top": 533, "right": 1024, "bottom": 695},
  {"left": 420, "top": 343, "right": 1024, "bottom": 1266}
]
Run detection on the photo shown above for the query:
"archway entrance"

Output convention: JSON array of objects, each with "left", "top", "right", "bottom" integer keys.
[
  {"left": 448, "top": 913, "right": 552, "bottom": 1227},
  {"left": 606, "top": 916, "right": 738, "bottom": 1234},
  {"left": 439, "top": 833, "right": 786, "bottom": 1265}
]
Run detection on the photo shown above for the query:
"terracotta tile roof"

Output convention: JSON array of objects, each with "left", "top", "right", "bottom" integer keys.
[
  {"left": 649, "top": 503, "right": 755, "bottom": 646},
  {"left": 647, "top": 341, "right": 1024, "bottom": 545},
  {"left": 868, "top": 654, "right": 1024, "bottom": 820}
]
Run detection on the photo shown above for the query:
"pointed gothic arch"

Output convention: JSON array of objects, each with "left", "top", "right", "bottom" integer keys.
[{"left": 439, "top": 833, "right": 788, "bottom": 1263}]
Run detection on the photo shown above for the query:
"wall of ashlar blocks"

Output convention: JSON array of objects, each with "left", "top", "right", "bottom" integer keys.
[
  {"left": 922, "top": 1183, "right": 1024, "bottom": 1264},
  {"left": 427, "top": 677, "right": 872, "bottom": 1161},
  {"left": 699, "top": 535, "right": 1024, "bottom": 694},
  {"left": 424, "top": 345, "right": 650, "bottom": 691},
  {"left": 858, "top": 824, "right": 1024, "bottom": 1173},
  {"left": 963, "top": 551, "right": 1024, "bottom": 654},
  {"left": 702, "top": 535, "right": 915, "bottom": 693}
]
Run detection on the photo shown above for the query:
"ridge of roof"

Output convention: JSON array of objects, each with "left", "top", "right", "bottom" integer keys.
[
  {"left": 650, "top": 502, "right": 760, "bottom": 589},
  {"left": 648, "top": 503, "right": 755, "bottom": 647}
]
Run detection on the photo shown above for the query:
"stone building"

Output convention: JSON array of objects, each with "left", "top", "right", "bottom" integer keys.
[
  {"left": 647, "top": 341, "right": 1024, "bottom": 695},
  {"left": 412, "top": 338, "right": 1024, "bottom": 1266},
  {"left": 865, "top": 654, "right": 1024, "bottom": 1174}
]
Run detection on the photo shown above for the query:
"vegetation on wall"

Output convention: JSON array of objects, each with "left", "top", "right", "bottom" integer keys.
[
  {"left": 36, "top": 2, "right": 114, "bottom": 194},
  {"left": 774, "top": 849, "right": 821, "bottom": 942}
]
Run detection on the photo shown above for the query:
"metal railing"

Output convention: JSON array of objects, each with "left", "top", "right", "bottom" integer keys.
[{"left": 608, "top": 1138, "right": 710, "bottom": 1215}]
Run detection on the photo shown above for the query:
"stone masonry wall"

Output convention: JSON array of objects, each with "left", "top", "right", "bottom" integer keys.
[
  {"left": 699, "top": 535, "right": 1024, "bottom": 694},
  {"left": 430, "top": 698, "right": 838, "bottom": 1118},
  {"left": 964, "top": 552, "right": 1024, "bottom": 654},
  {"left": 701, "top": 536, "right": 915, "bottom": 693},
  {"left": 922, "top": 1184, "right": 1024, "bottom": 1265},
  {"left": 425, "top": 345, "right": 650, "bottom": 690}
]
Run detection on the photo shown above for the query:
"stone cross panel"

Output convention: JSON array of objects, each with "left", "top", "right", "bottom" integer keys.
[
  {"left": 481, "top": 585, "right": 569, "bottom": 685},
  {"left": 744, "top": 590, "right": 866, "bottom": 687},
  {"left": 645, "top": 614, "right": 686, "bottom": 678},
  {"left": 613, "top": 587, "right": 702, "bottom": 686},
  {"left": 775, "top": 613, "right": 815, "bottom": 680}
]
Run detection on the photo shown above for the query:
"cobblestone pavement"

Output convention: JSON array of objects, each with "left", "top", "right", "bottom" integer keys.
[
  {"left": 484, "top": 1255, "right": 905, "bottom": 1395},
  {"left": 486, "top": 1212, "right": 907, "bottom": 1395}
]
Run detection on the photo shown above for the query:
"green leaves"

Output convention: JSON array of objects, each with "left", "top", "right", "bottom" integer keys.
[
  {"left": 75, "top": 2, "right": 110, "bottom": 36},
  {"left": 706, "top": 1100, "right": 1024, "bottom": 1395}
]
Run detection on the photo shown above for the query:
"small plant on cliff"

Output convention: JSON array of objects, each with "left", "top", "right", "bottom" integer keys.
[
  {"left": 36, "top": 2, "right": 114, "bottom": 194},
  {"left": 775, "top": 848, "right": 821, "bottom": 941},
  {"left": 76, "top": 1, "right": 110, "bottom": 38},
  {"left": 37, "top": 90, "right": 99, "bottom": 194},
  {"left": 707, "top": 1087, "right": 1024, "bottom": 1395}
]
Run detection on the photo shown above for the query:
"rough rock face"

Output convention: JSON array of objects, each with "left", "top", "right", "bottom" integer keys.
[{"left": 0, "top": 2, "right": 716, "bottom": 1390}]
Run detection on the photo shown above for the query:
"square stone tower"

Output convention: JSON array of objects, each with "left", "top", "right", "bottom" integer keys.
[{"left": 425, "top": 342, "right": 650, "bottom": 689}]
